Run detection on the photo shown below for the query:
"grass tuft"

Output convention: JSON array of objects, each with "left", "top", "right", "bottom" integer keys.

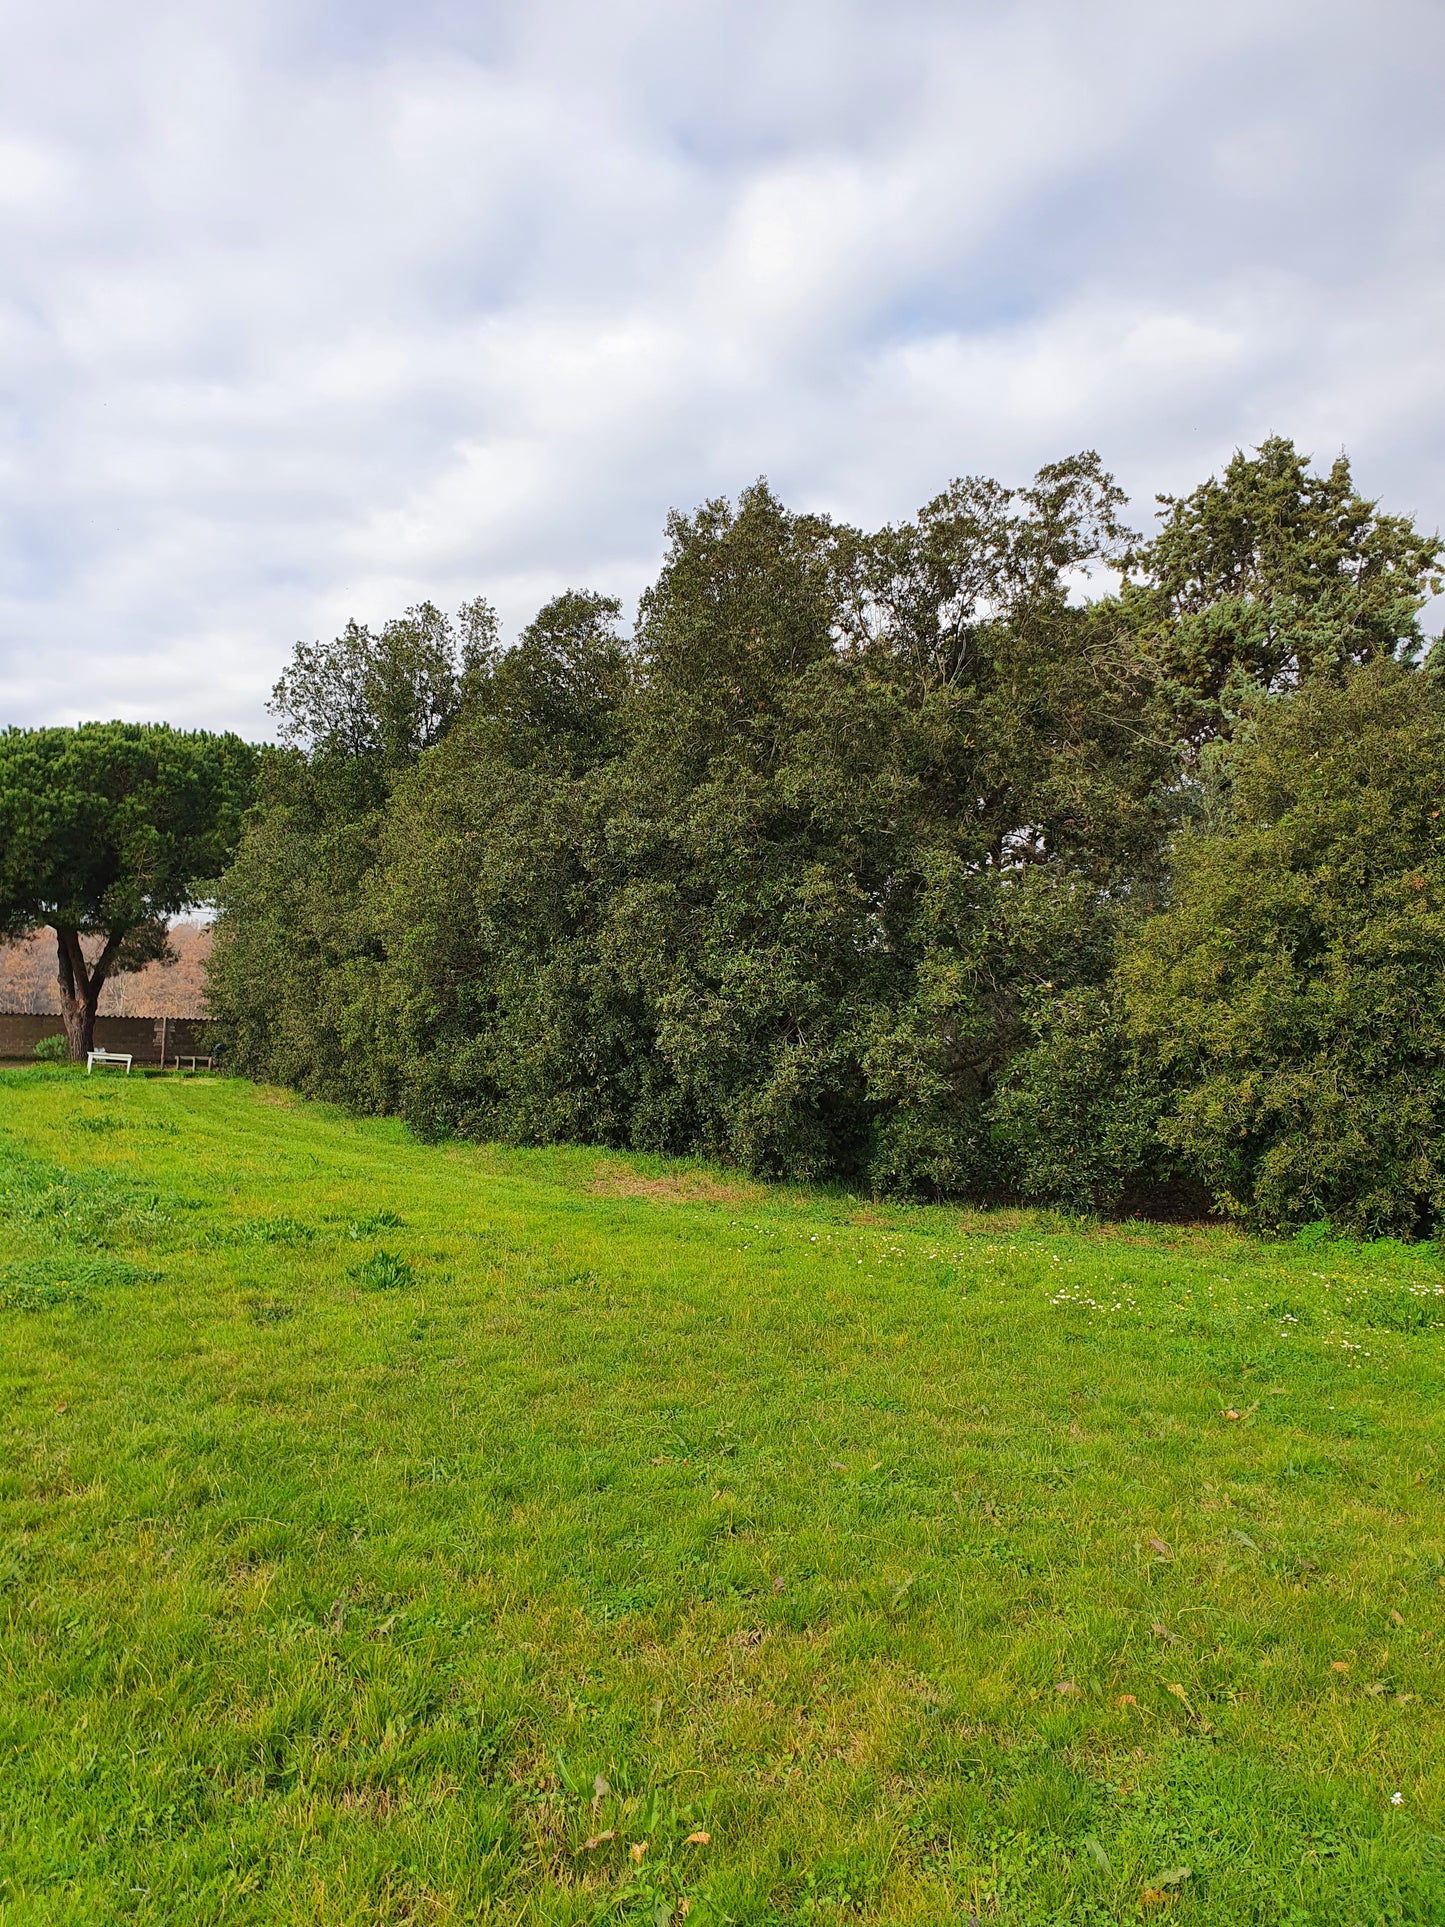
[{"left": 347, "top": 1247, "right": 418, "bottom": 1290}]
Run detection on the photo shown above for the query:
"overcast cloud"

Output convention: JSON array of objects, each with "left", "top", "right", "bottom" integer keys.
[{"left": 2, "top": 0, "right": 1442, "bottom": 735}]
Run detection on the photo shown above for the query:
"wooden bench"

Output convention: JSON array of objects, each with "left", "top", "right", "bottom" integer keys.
[
  {"left": 172, "top": 1054, "right": 214, "bottom": 1071},
  {"left": 86, "top": 1048, "right": 132, "bottom": 1076}
]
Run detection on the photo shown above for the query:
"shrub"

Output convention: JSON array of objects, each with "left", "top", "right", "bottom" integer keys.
[
  {"left": 1123, "top": 661, "right": 1445, "bottom": 1234},
  {"left": 989, "top": 986, "right": 1174, "bottom": 1214},
  {"left": 32, "top": 1034, "right": 67, "bottom": 1062}
]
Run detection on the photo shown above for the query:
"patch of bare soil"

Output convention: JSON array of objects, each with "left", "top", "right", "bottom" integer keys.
[{"left": 587, "top": 1160, "right": 761, "bottom": 1206}]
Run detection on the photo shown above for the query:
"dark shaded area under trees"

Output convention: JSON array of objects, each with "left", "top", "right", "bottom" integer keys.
[{"left": 205, "top": 438, "right": 1445, "bottom": 1235}]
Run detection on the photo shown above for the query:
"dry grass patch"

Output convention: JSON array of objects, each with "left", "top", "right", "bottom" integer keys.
[{"left": 587, "top": 1159, "right": 761, "bottom": 1206}]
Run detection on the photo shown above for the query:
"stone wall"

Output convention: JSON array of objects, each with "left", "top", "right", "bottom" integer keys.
[{"left": 0, "top": 1013, "right": 219, "bottom": 1064}]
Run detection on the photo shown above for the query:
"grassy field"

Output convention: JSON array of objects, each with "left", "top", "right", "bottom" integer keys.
[{"left": 0, "top": 1068, "right": 1442, "bottom": 1925}]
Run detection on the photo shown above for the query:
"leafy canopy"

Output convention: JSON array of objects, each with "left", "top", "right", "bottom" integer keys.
[
  {"left": 268, "top": 599, "right": 498, "bottom": 810},
  {"left": 1123, "top": 661, "right": 1445, "bottom": 1234},
  {"left": 1121, "top": 436, "right": 1443, "bottom": 746},
  {"left": 208, "top": 438, "right": 1445, "bottom": 1228},
  {"left": 207, "top": 600, "right": 501, "bottom": 1102},
  {"left": 0, "top": 722, "right": 255, "bottom": 942}
]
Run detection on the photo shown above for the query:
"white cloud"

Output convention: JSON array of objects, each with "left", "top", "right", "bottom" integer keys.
[{"left": 1, "top": 0, "right": 1442, "bottom": 735}]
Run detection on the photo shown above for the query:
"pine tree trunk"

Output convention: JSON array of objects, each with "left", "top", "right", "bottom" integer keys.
[
  {"left": 55, "top": 928, "right": 87, "bottom": 1060},
  {"left": 54, "top": 927, "right": 118, "bottom": 1062}
]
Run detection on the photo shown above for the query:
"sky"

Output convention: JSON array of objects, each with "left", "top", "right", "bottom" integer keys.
[{"left": 2, "top": 0, "right": 1443, "bottom": 737}]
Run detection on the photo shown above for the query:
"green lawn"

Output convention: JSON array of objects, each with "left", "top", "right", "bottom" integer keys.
[{"left": 1, "top": 1069, "right": 1442, "bottom": 1925}]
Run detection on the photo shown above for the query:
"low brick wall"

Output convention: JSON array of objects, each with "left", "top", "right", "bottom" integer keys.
[{"left": 0, "top": 1013, "right": 218, "bottom": 1065}]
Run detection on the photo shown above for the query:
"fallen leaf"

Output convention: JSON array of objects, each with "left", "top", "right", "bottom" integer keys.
[
  {"left": 1117, "top": 1694, "right": 1137, "bottom": 1706},
  {"left": 828, "top": 1460, "right": 848, "bottom": 1472},
  {"left": 1152, "top": 1622, "right": 1180, "bottom": 1643},
  {"left": 1390, "top": 1609, "right": 1405, "bottom": 1627},
  {"left": 582, "top": 1830, "right": 616, "bottom": 1849},
  {"left": 1055, "top": 1679, "right": 1081, "bottom": 1696},
  {"left": 1224, "top": 1409, "right": 1241, "bottom": 1421},
  {"left": 1366, "top": 1681, "right": 1388, "bottom": 1696},
  {"left": 1331, "top": 1660, "right": 1350, "bottom": 1674},
  {"left": 1147, "top": 1536, "right": 1172, "bottom": 1558},
  {"left": 53, "top": 1403, "right": 68, "bottom": 1415},
  {"left": 593, "top": 1774, "right": 610, "bottom": 1799},
  {"left": 733, "top": 1627, "right": 763, "bottom": 1648},
  {"left": 1139, "top": 1893, "right": 1169, "bottom": 1911},
  {"left": 1395, "top": 1693, "right": 1414, "bottom": 1704},
  {"left": 685, "top": 1829, "right": 711, "bottom": 1845},
  {"left": 1230, "top": 1530, "right": 1260, "bottom": 1551},
  {"left": 630, "top": 1840, "right": 648, "bottom": 1863},
  {"left": 1082, "top": 1833, "right": 1111, "bottom": 1872},
  {"left": 650, "top": 1455, "right": 669, "bottom": 1465},
  {"left": 773, "top": 1576, "right": 786, "bottom": 1592}
]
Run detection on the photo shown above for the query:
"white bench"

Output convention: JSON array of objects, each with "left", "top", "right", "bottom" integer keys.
[{"left": 86, "top": 1049, "right": 132, "bottom": 1076}]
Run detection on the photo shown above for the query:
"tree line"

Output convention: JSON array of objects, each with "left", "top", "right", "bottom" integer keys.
[{"left": 5, "top": 437, "right": 1443, "bottom": 1234}]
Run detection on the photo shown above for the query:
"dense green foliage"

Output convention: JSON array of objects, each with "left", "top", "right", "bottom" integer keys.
[
  {"left": 0, "top": 722, "right": 255, "bottom": 1057},
  {"left": 1119, "top": 436, "right": 1444, "bottom": 749},
  {"left": 1124, "top": 663, "right": 1445, "bottom": 1236},
  {"left": 208, "top": 603, "right": 495, "bottom": 1102},
  {"left": 208, "top": 440, "right": 1445, "bottom": 1229},
  {"left": 988, "top": 985, "right": 1177, "bottom": 1217},
  {"left": 3, "top": 1071, "right": 1443, "bottom": 1923}
]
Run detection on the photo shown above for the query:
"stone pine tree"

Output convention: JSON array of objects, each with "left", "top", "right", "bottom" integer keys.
[{"left": 0, "top": 722, "right": 256, "bottom": 1059}]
